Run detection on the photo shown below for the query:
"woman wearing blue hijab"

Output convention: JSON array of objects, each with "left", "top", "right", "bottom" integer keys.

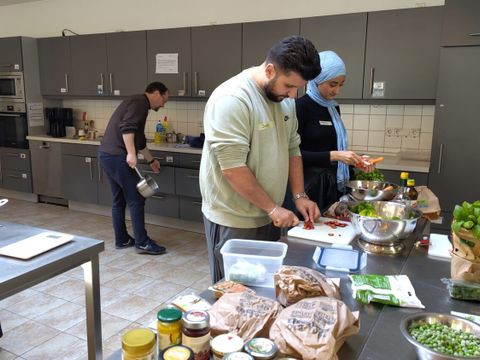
[{"left": 292, "top": 50, "right": 371, "bottom": 212}]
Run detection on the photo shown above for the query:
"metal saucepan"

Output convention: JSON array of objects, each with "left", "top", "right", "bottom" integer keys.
[
  {"left": 134, "top": 167, "right": 159, "bottom": 198},
  {"left": 0, "top": 199, "right": 8, "bottom": 207}
]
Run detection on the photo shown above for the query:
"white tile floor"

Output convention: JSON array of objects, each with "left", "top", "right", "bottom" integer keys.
[{"left": 0, "top": 199, "right": 210, "bottom": 359}]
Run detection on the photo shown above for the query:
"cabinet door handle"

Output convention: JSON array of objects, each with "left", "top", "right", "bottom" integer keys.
[
  {"left": 97, "top": 159, "right": 102, "bottom": 181},
  {"left": 191, "top": 160, "right": 201, "bottom": 164},
  {"left": 152, "top": 195, "right": 165, "bottom": 200},
  {"left": 187, "top": 175, "right": 199, "bottom": 180},
  {"left": 87, "top": 159, "right": 93, "bottom": 180},
  {"left": 183, "top": 72, "right": 188, "bottom": 94},
  {"left": 192, "top": 201, "right": 202, "bottom": 206},
  {"left": 0, "top": 64, "right": 14, "bottom": 68},
  {"left": 437, "top": 143, "right": 444, "bottom": 174},
  {"left": 65, "top": 73, "right": 69, "bottom": 93},
  {"left": 6, "top": 152, "right": 20, "bottom": 157},
  {"left": 369, "top": 67, "right": 375, "bottom": 95},
  {"left": 0, "top": 113, "right": 21, "bottom": 117},
  {"left": 109, "top": 73, "right": 113, "bottom": 94},
  {"left": 39, "top": 144, "right": 50, "bottom": 149},
  {"left": 100, "top": 73, "right": 104, "bottom": 91},
  {"left": 468, "top": 32, "right": 480, "bottom": 36},
  {"left": 194, "top": 72, "right": 198, "bottom": 95}
]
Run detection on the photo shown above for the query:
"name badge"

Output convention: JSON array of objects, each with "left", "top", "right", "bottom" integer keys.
[{"left": 319, "top": 121, "right": 333, "bottom": 126}]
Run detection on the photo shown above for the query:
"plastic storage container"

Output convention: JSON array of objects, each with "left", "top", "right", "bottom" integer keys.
[
  {"left": 220, "top": 239, "right": 288, "bottom": 287},
  {"left": 312, "top": 244, "right": 367, "bottom": 272},
  {"left": 442, "top": 278, "right": 480, "bottom": 301}
]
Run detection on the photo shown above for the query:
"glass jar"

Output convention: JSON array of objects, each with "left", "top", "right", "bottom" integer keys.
[
  {"left": 244, "top": 338, "right": 278, "bottom": 359},
  {"left": 122, "top": 328, "right": 155, "bottom": 360},
  {"left": 406, "top": 179, "right": 418, "bottom": 201},
  {"left": 211, "top": 334, "right": 244, "bottom": 360},
  {"left": 161, "top": 345, "right": 194, "bottom": 360},
  {"left": 181, "top": 310, "right": 211, "bottom": 360},
  {"left": 157, "top": 307, "right": 183, "bottom": 352}
]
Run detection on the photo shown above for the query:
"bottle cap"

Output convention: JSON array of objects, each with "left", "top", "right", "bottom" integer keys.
[
  {"left": 400, "top": 172, "right": 409, "bottom": 180},
  {"left": 407, "top": 179, "right": 415, "bottom": 186},
  {"left": 157, "top": 307, "right": 182, "bottom": 323}
]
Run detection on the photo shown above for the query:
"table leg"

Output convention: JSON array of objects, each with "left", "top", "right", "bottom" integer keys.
[{"left": 82, "top": 255, "right": 103, "bottom": 360}]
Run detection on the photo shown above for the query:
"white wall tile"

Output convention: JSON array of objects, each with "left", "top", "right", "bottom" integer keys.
[
  {"left": 176, "top": 109, "right": 188, "bottom": 122},
  {"left": 367, "top": 146, "right": 385, "bottom": 153},
  {"left": 176, "top": 122, "right": 188, "bottom": 134},
  {"left": 353, "top": 114, "right": 369, "bottom": 130},
  {"left": 351, "top": 145, "right": 368, "bottom": 152},
  {"left": 404, "top": 105, "right": 422, "bottom": 116},
  {"left": 187, "top": 123, "right": 202, "bottom": 136},
  {"left": 386, "top": 115, "right": 403, "bottom": 128},
  {"left": 386, "top": 105, "right": 404, "bottom": 115},
  {"left": 422, "top": 105, "right": 435, "bottom": 116},
  {"left": 384, "top": 134, "right": 401, "bottom": 148},
  {"left": 384, "top": 148, "right": 400, "bottom": 154},
  {"left": 419, "top": 133, "right": 433, "bottom": 150},
  {"left": 369, "top": 115, "right": 386, "bottom": 130},
  {"left": 403, "top": 115, "right": 421, "bottom": 129},
  {"left": 370, "top": 105, "right": 387, "bottom": 115},
  {"left": 368, "top": 131, "right": 385, "bottom": 147},
  {"left": 352, "top": 130, "right": 368, "bottom": 146},
  {"left": 401, "top": 136, "right": 420, "bottom": 150},
  {"left": 342, "top": 114, "right": 353, "bottom": 130},
  {"left": 421, "top": 115, "right": 434, "bottom": 132},
  {"left": 340, "top": 104, "right": 353, "bottom": 114},
  {"left": 347, "top": 132, "right": 353, "bottom": 145},
  {"left": 354, "top": 104, "right": 370, "bottom": 114},
  {"left": 176, "top": 102, "right": 188, "bottom": 110}
]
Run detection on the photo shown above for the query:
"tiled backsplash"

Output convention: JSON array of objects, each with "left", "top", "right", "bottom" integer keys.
[{"left": 62, "top": 100, "right": 434, "bottom": 156}]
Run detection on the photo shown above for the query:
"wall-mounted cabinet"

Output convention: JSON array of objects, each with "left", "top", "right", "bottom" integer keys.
[
  {"left": 38, "top": 37, "right": 71, "bottom": 96},
  {"left": 0, "top": 37, "right": 23, "bottom": 71},
  {"left": 441, "top": 0, "right": 480, "bottom": 47}
]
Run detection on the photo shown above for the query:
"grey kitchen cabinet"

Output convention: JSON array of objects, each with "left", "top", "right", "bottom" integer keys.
[
  {"left": 380, "top": 169, "right": 428, "bottom": 186},
  {"left": 176, "top": 154, "right": 202, "bottom": 222},
  {"left": 242, "top": 19, "right": 300, "bottom": 69},
  {"left": 300, "top": 13, "right": 367, "bottom": 99},
  {"left": 106, "top": 31, "right": 147, "bottom": 96},
  {"left": 428, "top": 47, "right": 480, "bottom": 226},
  {"left": 30, "top": 140, "right": 63, "bottom": 198},
  {"left": 70, "top": 34, "right": 108, "bottom": 96},
  {"left": 179, "top": 196, "right": 203, "bottom": 222},
  {"left": 0, "top": 148, "right": 32, "bottom": 193},
  {"left": 191, "top": 24, "right": 242, "bottom": 97},
  {"left": 441, "top": 0, "right": 480, "bottom": 47},
  {"left": 363, "top": 7, "right": 443, "bottom": 99},
  {"left": 138, "top": 163, "right": 176, "bottom": 195},
  {"left": 0, "top": 37, "right": 23, "bottom": 71},
  {"left": 145, "top": 194, "right": 179, "bottom": 218},
  {"left": 38, "top": 37, "right": 71, "bottom": 95},
  {"left": 147, "top": 27, "right": 192, "bottom": 97},
  {"left": 175, "top": 168, "right": 200, "bottom": 198}
]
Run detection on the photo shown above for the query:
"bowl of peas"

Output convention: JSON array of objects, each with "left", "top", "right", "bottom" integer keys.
[{"left": 400, "top": 312, "right": 480, "bottom": 359}]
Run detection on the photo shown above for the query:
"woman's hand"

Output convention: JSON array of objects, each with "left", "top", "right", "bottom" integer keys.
[{"left": 330, "top": 150, "right": 364, "bottom": 167}]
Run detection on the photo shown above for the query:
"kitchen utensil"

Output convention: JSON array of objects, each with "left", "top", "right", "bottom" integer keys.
[
  {"left": 0, "top": 199, "right": 7, "bottom": 207},
  {"left": 0, "top": 232, "right": 74, "bottom": 259},
  {"left": 346, "top": 180, "right": 399, "bottom": 201},
  {"left": 134, "top": 167, "right": 159, "bottom": 198},
  {"left": 400, "top": 312, "right": 480, "bottom": 360},
  {"left": 349, "top": 201, "right": 422, "bottom": 253},
  {"left": 288, "top": 217, "right": 357, "bottom": 245}
]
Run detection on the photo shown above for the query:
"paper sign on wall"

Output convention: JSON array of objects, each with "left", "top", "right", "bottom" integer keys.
[{"left": 155, "top": 53, "right": 178, "bottom": 74}]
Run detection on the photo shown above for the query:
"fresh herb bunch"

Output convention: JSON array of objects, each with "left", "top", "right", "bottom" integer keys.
[
  {"left": 353, "top": 168, "right": 385, "bottom": 182},
  {"left": 452, "top": 201, "right": 480, "bottom": 239}
]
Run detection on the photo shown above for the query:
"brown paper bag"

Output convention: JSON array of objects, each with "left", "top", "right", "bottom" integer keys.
[
  {"left": 415, "top": 186, "right": 441, "bottom": 219},
  {"left": 451, "top": 251, "right": 480, "bottom": 283},
  {"left": 452, "top": 228, "right": 480, "bottom": 261},
  {"left": 208, "top": 292, "right": 283, "bottom": 341},
  {"left": 274, "top": 266, "right": 340, "bottom": 306},
  {"left": 270, "top": 297, "right": 360, "bottom": 360}
]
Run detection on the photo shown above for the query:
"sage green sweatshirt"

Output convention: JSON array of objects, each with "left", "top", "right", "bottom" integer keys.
[{"left": 200, "top": 69, "right": 301, "bottom": 228}]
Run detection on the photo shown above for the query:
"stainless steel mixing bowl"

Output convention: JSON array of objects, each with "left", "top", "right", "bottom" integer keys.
[
  {"left": 349, "top": 201, "right": 422, "bottom": 245},
  {"left": 346, "top": 180, "right": 399, "bottom": 201},
  {"left": 400, "top": 312, "right": 480, "bottom": 360}
]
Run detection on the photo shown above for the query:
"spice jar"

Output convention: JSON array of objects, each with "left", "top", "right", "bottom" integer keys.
[
  {"left": 121, "top": 328, "right": 155, "bottom": 360},
  {"left": 211, "top": 334, "right": 244, "bottom": 360},
  {"left": 243, "top": 338, "right": 278, "bottom": 359},
  {"left": 161, "top": 344, "right": 194, "bottom": 360},
  {"left": 181, "top": 310, "right": 211, "bottom": 360},
  {"left": 157, "top": 307, "right": 183, "bottom": 352},
  {"left": 223, "top": 352, "right": 254, "bottom": 360}
]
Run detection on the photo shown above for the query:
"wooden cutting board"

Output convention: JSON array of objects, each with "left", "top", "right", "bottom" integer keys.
[
  {"left": 288, "top": 217, "right": 357, "bottom": 245},
  {"left": 0, "top": 232, "right": 74, "bottom": 260}
]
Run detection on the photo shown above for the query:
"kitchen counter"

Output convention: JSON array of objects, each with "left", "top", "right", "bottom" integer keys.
[{"left": 27, "top": 135, "right": 429, "bottom": 173}]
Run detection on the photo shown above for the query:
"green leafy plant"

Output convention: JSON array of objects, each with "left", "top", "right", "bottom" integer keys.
[
  {"left": 353, "top": 168, "right": 385, "bottom": 182},
  {"left": 452, "top": 200, "right": 480, "bottom": 239}
]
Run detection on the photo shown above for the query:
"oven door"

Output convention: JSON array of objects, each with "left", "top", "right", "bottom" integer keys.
[
  {"left": 0, "top": 112, "right": 29, "bottom": 149},
  {"left": 0, "top": 72, "right": 25, "bottom": 102}
]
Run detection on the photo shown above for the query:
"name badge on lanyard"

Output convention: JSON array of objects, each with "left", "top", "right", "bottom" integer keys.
[{"left": 319, "top": 120, "right": 333, "bottom": 126}]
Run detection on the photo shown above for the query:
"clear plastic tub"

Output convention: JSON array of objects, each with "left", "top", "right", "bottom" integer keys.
[
  {"left": 313, "top": 244, "right": 367, "bottom": 272},
  {"left": 442, "top": 278, "right": 480, "bottom": 301},
  {"left": 220, "top": 239, "right": 288, "bottom": 288}
]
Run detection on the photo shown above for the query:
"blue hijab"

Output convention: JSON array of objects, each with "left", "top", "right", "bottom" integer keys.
[{"left": 306, "top": 50, "right": 348, "bottom": 191}]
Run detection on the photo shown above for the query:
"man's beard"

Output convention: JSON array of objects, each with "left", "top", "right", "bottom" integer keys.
[{"left": 264, "top": 77, "right": 285, "bottom": 103}]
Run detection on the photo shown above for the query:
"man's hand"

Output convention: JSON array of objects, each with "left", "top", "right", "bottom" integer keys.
[
  {"left": 269, "top": 207, "right": 300, "bottom": 228},
  {"left": 126, "top": 153, "right": 137, "bottom": 168},
  {"left": 295, "top": 198, "right": 321, "bottom": 223},
  {"left": 150, "top": 159, "right": 161, "bottom": 173}
]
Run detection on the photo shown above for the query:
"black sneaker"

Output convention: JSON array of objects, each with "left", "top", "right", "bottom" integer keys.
[
  {"left": 135, "top": 241, "right": 166, "bottom": 255},
  {"left": 115, "top": 235, "right": 135, "bottom": 249}
]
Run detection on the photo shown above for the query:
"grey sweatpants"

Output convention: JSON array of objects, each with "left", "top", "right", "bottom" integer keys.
[{"left": 203, "top": 216, "right": 281, "bottom": 284}]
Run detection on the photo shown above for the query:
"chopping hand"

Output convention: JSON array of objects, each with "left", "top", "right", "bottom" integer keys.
[{"left": 269, "top": 207, "right": 300, "bottom": 228}]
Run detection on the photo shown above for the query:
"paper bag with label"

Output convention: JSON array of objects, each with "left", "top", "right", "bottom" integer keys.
[
  {"left": 209, "top": 292, "right": 283, "bottom": 341},
  {"left": 452, "top": 228, "right": 480, "bottom": 261},
  {"left": 269, "top": 297, "right": 360, "bottom": 360},
  {"left": 416, "top": 186, "right": 441, "bottom": 219},
  {"left": 274, "top": 265, "right": 340, "bottom": 306},
  {"left": 451, "top": 251, "right": 480, "bottom": 283}
]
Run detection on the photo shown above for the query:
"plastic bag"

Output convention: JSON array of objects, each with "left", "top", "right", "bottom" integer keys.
[
  {"left": 349, "top": 274, "right": 424, "bottom": 308},
  {"left": 442, "top": 278, "right": 480, "bottom": 301},
  {"left": 415, "top": 186, "right": 441, "bottom": 219}
]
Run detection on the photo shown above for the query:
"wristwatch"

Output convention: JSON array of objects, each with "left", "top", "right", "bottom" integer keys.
[{"left": 292, "top": 191, "right": 309, "bottom": 201}]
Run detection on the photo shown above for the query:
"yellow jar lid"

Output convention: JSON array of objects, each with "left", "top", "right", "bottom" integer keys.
[
  {"left": 400, "top": 172, "right": 409, "bottom": 179},
  {"left": 122, "top": 328, "right": 155, "bottom": 355}
]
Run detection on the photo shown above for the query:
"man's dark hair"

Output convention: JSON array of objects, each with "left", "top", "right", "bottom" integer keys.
[
  {"left": 145, "top": 82, "right": 168, "bottom": 95},
  {"left": 266, "top": 36, "right": 321, "bottom": 81}
]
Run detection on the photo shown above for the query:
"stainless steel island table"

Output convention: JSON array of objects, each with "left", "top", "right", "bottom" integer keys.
[{"left": 0, "top": 221, "right": 104, "bottom": 360}]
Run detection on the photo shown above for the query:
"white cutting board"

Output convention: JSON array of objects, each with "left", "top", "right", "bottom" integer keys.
[
  {"left": 0, "top": 232, "right": 74, "bottom": 260},
  {"left": 288, "top": 217, "right": 357, "bottom": 245},
  {"left": 428, "top": 233, "right": 452, "bottom": 261}
]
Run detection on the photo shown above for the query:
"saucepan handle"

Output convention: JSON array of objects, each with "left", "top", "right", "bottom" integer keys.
[{"left": 134, "top": 167, "right": 144, "bottom": 180}]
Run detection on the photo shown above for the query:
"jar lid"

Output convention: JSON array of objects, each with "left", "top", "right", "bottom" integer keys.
[
  {"left": 211, "top": 334, "right": 244, "bottom": 354},
  {"left": 158, "top": 307, "right": 182, "bottom": 323},
  {"left": 244, "top": 338, "right": 278, "bottom": 359},
  {"left": 182, "top": 310, "right": 209, "bottom": 329},
  {"left": 122, "top": 328, "right": 155, "bottom": 354},
  {"left": 161, "top": 345, "right": 194, "bottom": 360},
  {"left": 223, "top": 352, "right": 254, "bottom": 360},
  {"left": 407, "top": 179, "right": 415, "bottom": 186}
]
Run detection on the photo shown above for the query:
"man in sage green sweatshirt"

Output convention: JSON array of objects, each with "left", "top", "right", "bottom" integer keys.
[{"left": 200, "top": 36, "right": 322, "bottom": 283}]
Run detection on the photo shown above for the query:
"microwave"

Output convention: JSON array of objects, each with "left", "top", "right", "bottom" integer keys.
[{"left": 0, "top": 72, "right": 25, "bottom": 102}]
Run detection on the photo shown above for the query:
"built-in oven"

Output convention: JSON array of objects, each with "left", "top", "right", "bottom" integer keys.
[
  {"left": 0, "top": 72, "right": 25, "bottom": 102},
  {"left": 0, "top": 102, "right": 28, "bottom": 149}
]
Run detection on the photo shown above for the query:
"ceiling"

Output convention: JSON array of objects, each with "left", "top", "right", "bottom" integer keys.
[{"left": 0, "top": 0, "right": 45, "bottom": 6}]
